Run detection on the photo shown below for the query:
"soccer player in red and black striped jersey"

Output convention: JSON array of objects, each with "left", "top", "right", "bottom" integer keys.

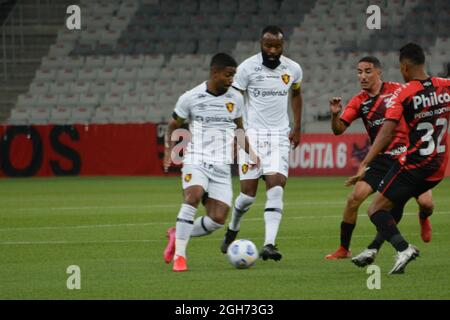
[
  {"left": 348, "top": 43, "right": 450, "bottom": 274},
  {"left": 325, "top": 56, "right": 434, "bottom": 261}
]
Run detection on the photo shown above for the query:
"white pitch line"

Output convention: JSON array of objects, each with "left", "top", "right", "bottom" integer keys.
[
  {"left": 0, "top": 232, "right": 447, "bottom": 246},
  {"left": 0, "top": 212, "right": 449, "bottom": 233},
  {"left": 0, "top": 201, "right": 346, "bottom": 213}
]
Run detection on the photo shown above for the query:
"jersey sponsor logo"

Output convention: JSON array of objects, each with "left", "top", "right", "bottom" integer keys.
[
  {"left": 184, "top": 173, "right": 192, "bottom": 182},
  {"left": 280, "top": 65, "right": 287, "bottom": 70},
  {"left": 194, "top": 115, "right": 234, "bottom": 123},
  {"left": 197, "top": 94, "right": 207, "bottom": 99},
  {"left": 281, "top": 74, "right": 290, "bottom": 85},
  {"left": 241, "top": 164, "right": 249, "bottom": 174},
  {"left": 255, "top": 75, "right": 265, "bottom": 81},
  {"left": 226, "top": 102, "right": 234, "bottom": 113},
  {"left": 252, "top": 88, "right": 288, "bottom": 98},
  {"left": 254, "top": 66, "right": 262, "bottom": 72},
  {"left": 413, "top": 92, "right": 450, "bottom": 109}
]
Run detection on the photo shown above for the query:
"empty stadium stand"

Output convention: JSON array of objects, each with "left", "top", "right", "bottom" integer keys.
[{"left": 2, "top": 0, "right": 449, "bottom": 130}]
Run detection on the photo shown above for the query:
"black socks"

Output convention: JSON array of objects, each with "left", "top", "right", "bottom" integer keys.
[
  {"left": 340, "top": 221, "right": 356, "bottom": 250},
  {"left": 370, "top": 210, "right": 409, "bottom": 252}
]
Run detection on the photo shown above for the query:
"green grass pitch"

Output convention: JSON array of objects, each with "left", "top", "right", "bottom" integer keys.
[{"left": 1, "top": 176, "right": 449, "bottom": 299}]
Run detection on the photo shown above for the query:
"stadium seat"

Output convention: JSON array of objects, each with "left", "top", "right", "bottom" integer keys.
[
  {"left": 78, "top": 68, "right": 98, "bottom": 81},
  {"left": 41, "top": 56, "right": 64, "bottom": 69},
  {"left": 85, "top": 56, "right": 105, "bottom": 68},
  {"left": 48, "top": 81, "right": 72, "bottom": 94},
  {"left": 29, "top": 107, "right": 51, "bottom": 124},
  {"left": 111, "top": 106, "right": 130, "bottom": 123},
  {"left": 8, "top": 107, "right": 30, "bottom": 125},
  {"left": 29, "top": 82, "right": 49, "bottom": 95},
  {"left": 122, "top": 92, "right": 141, "bottom": 105},
  {"left": 103, "top": 92, "right": 123, "bottom": 106},
  {"left": 50, "top": 106, "right": 72, "bottom": 125},
  {"left": 98, "top": 68, "right": 119, "bottom": 81},
  {"left": 135, "top": 80, "right": 155, "bottom": 93},
  {"left": 91, "top": 106, "right": 113, "bottom": 124},
  {"left": 124, "top": 54, "right": 145, "bottom": 67},
  {"left": 58, "top": 93, "right": 80, "bottom": 108},
  {"left": 128, "top": 104, "right": 149, "bottom": 123},
  {"left": 90, "top": 81, "right": 111, "bottom": 95},
  {"left": 70, "top": 81, "right": 91, "bottom": 94},
  {"left": 35, "top": 68, "right": 57, "bottom": 81},
  {"left": 140, "top": 92, "right": 159, "bottom": 105},
  {"left": 36, "top": 94, "right": 59, "bottom": 108},
  {"left": 117, "top": 67, "right": 138, "bottom": 81},
  {"left": 71, "top": 106, "right": 94, "bottom": 124},
  {"left": 57, "top": 68, "right": 78, "bottom": 81},
  {"left": 79, "top": 93, "right": 101, "bottom": 108}
]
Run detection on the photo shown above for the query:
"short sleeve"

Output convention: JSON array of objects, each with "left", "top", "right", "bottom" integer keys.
[
  {"left": 232, "top": 62, "right": 249, "bottom": 91},
  {"left": 340, "top": 95, "right": 361, "bottom": 125},
  {"left": 291, "top": 63, "right": 303, "bottom": 90},
  {"left": 173, "top": 93, "right": 190, "bottom": 119}
]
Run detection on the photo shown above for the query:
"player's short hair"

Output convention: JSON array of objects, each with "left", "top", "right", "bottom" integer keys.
[
  {"left": 261, "top": 25, "right": 284, "bottom": 38},
  {"left": 358, "top": 56, "right": 381, "bottom": 69},
  {"left": 399, "top": 43, "right": 425, "bottom": 65},
  {"left": 210, "top": 53, "right": 237, "bottom": 70}
]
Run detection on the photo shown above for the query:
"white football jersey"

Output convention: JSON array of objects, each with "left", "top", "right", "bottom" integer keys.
[
  {"left": 174, "top": 82, "right": 243, "bottom": 165},
  {"left": 233, "top": 53, "right": 303, "bottom": 134}
]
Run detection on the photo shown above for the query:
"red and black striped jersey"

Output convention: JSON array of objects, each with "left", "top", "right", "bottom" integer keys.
[
  {"left": 385, "top": 77, "right": 450, "bottom": 181},
  {"left": 340, "top": 82, "right": 408, "bottom": 158}
]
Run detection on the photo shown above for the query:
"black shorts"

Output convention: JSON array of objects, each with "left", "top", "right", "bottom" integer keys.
[
  {"left": 363, "top": 154, "right": 396, "bottom": 192},
  {"left": 377, "top": 161, "right": 441, "bottom": 204}
]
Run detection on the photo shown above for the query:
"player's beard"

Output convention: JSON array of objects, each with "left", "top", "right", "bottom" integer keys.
[{"left": 261, "top": 51, "right": 281, "bottom": 69}]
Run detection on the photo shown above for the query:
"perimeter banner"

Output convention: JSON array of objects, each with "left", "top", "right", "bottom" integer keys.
[{"left": 0, "top": 124, "right": 448, "bottom": 177}]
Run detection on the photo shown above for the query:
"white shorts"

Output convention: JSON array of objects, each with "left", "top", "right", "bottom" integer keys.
[
  {"left": 181, "top": 163, "right": 233, "bottom": 207},
  {"left": 238, "top": 133, "right": 290, "bottom": 180}
]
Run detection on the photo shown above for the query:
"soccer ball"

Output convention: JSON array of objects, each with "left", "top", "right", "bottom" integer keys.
[{"left": 227, "top": 239, "right": 258, "bottom": 269}]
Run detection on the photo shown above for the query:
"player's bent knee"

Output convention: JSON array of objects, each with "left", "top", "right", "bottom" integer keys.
[
  {"left": 419, "top": 201, "right": 434, "bottom": 215},
  {"left": 183, "top": 195, "right": 202, "bottom": 208},
  {"left": 347, "top": 191, "right": 367, "bottom": 209},
  {"left": 235, "top": 192, "right": 256, "bottom": 211},
  {"left": 266, "top": 185, "right": 284, "bottom": 210}
]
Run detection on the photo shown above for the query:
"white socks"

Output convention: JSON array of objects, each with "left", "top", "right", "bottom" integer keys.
[
  {"left": 175, "top": 204, "right": 196, "bottom": 258},
  {"left": 191, "top": 216, "right": 224, "bottom": 237},
  {"left": 264, "top": 186, "right": 283, "bottom": 246},
  {"left": 229, "top": 193, "right": 256, "bottom": 231}
]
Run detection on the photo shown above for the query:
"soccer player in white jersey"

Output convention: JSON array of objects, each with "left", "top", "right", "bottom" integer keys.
[
  {"left": 163, "top": 53, "right": 259, "bottom": 272},
  {"left": 221, "top": 26, "right": 304, "bottom": 261}
]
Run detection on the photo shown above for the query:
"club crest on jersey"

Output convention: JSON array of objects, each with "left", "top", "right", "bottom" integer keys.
[
  {"left": 226, "top": 102, "right": 234, "bottom": 113},
  {"left": 184, "top": 174, "right": 192, "bottom": 182},
  {"left": 281, "top": 74, "right": 290, "bottom": 85},
  {"left": 242, "top": 164, "right": 249, "bottom": 174}
]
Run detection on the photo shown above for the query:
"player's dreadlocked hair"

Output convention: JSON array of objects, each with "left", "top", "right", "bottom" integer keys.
[
  {"left": 210, "top": 53, "right": 237, "bottom": 70},
  {"left": 359, "top": 56, "right": 382, "bottom": 68},
  {"left": 399, "top": 43, "right": 425, "bottom": 65}
]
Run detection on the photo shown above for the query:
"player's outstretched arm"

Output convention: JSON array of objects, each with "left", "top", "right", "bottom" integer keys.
[
  {"left": 164, "top": 114, "right": 185, "bottom": 173},
  {"left": 345, "top": 120, "right": 397, "bottom": 186},
  {"left": 289, "top": 87, "right": 302, "bottom": 148},
  {"left": 330, "top": 97, "right": 347, "bottom": 135}
]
